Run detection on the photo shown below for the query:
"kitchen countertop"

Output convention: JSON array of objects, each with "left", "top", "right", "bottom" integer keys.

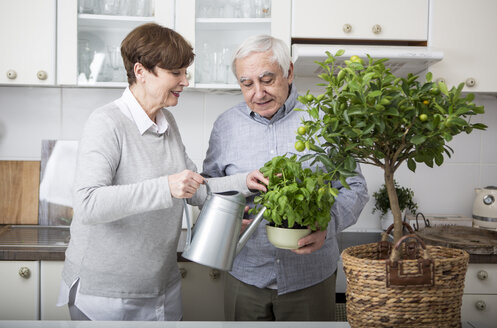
[
  {"left": 0, "top": 321, "right": 487, "bottom": 328},
  {"left": 1, "top": 225, "right": 496, "bottom": 263}
]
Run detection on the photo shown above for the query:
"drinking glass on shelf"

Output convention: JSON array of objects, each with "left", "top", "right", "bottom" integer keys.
[
  {"left": 107, "top": 46, "right": 126, "bottom": 82},
  {"left": 101, "top": 0, "right": 120, "bottom": 15},
  {"left": 78, "top": 0, "right": 96, "bottom": 14},
  {"left": 78, "top": 39, "right": 94, "bottom": 82}
]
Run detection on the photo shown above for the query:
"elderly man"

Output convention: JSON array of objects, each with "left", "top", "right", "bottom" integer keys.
[{"left": 202, "top": 35, "right": 369, "bottom": 321}]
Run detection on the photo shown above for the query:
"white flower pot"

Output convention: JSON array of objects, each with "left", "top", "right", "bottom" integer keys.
[
  {"left": 266, "top": 225, "right": 311, "bottom": 249},
  {"left": 380, "top": 209, "right": 406, "bottom": 231}
]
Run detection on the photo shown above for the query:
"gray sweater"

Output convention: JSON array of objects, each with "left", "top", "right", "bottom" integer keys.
[{"left": 62, "top": 102, "right": 249, "bottom": 298}]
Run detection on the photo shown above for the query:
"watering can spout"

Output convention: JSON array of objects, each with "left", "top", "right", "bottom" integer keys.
[{"left": 236, "top": 207, "right": 267, "bottom": 256}]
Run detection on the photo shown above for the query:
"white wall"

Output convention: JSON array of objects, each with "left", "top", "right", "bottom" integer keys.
[{"left": 1, "top": 84, "right": 496, "bottom": 230}]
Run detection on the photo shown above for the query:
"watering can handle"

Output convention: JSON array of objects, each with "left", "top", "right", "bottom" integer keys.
[
  {"left": 236, "top": 206, "right": 267, "bottom": 256},
  {"left": 183, "top": 199, "right": 192, "bottom": 247}
]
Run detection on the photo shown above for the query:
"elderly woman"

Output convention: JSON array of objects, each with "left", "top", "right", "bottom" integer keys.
[{"left": 57, "top": 23, "right": 267, "bottom": 321}]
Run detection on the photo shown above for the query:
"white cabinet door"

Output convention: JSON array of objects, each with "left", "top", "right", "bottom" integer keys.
[
  {"left": 292, "top": 0, "right": 428, "bottom": 41},
  {"left": 429, "top": 0, "right": 497, "bottom": 93},
  {"left": 178, "top": 262, "right": 225, "bottom": 320},
  {"left": 0, "top": 0, "right": 56, "bottom": 85},
  {"left": 0, "top": 261, "right": 39, "bottom": 319},
  {"left": 40, "top": 261, "right": 70, "bottom": 320}
]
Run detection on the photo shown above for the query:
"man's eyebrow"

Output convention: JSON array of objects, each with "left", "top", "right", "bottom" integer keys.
[
  {"left": 259, "top": 71, "right": 275, "bottom": 79},
  {"left": 239, "top": 76, "right": 251, "bottom": 83}
]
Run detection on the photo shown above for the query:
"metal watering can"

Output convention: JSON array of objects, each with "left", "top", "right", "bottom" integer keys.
[{"left": 182, "top": 182, "right": 266, "bottom": 271}]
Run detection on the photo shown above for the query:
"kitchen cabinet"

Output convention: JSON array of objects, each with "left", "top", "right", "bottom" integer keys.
[
  {"left": 461, "top": 263, "right": 497, "bottom": 326},
  {"left": 291, "top": 0, "right": 428, "bottom": 42},
  {"left": 57, "top": 0, "right": 175, "bottom": 86},
  {"left": 178, "top": 261, "right": 225, "bottom": 320},
  {"left": 0, "top": 0, "right": 56, "bottom": 85},
  {"left": 0, "top": 260, "right": 69, "bottom": 320},
  {"left": 175, "top": 0, "right": 291, "bottom": 89},
  {"left": 429, "top": 0, "right": 497, "bottom": 93},
  {"left": 40, "top": 261, "right": 70, "bottom": 320},
  {"left": 0, "top": 261, "right": 39, "bottom": 319}
]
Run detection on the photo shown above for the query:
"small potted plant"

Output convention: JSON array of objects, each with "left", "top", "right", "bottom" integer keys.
[
  {"left": 372, "top": 180, "right": 418, "bottom": 230},
  {"left": 249, "top": 154, "right": 340, "bottom": 249}
]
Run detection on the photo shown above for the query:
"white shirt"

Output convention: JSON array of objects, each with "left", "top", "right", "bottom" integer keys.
[{"left": 57, "top": 87, "right": 181, "bottom": 321}]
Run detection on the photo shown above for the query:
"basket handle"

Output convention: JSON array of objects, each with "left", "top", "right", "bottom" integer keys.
[
  {"left": 381, "top": 221, "right": 415, "bottom": 242},
  {"left": 386, "top": 234, "right": 434, "bottom": 288}
]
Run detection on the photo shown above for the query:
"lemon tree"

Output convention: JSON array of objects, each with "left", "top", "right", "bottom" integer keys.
[{"left": 297, "top": 50, "right": 487, "bottom": 242}]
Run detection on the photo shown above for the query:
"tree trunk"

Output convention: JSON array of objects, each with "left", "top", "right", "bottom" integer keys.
[{"left": 384, "top": 166, "right": 403, "bottom": 243}]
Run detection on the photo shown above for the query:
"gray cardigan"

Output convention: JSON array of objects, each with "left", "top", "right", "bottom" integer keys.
[{"left": 62, "top": 102, "right": 249, "bottom": 298}]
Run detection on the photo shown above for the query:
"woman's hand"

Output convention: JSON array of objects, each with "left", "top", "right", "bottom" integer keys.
[
  {"left": 168, "top": 170, "right": 204, "bottom": 198},
  {"left": 246, "top": 170, "right": 269, "bottom": 192}
]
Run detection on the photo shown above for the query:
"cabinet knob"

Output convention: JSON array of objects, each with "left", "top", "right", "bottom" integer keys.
[
  {"left": 179, "top": 267, "right": 187, "bottom": 279},
  {"left": 7, "top": 69, "right": 17, "bottom": 80},
  {"left": 435, "top": 77, "right": 446, "bottom": 84},
  {"left": 37, "top": 70, "right": 48, "bottom": 81},
  {"left": 18, "top": 267, "right": 31, "bottom": 279},
  {"left": 477, "top": 270, "right": 488, "bottom": 280},
  {"left": 372, "top": 24, "right": 382, "bottom": 34},
  {"left": 465, "top": 77, "right": 476, "bottom": 88},
  {"left": 475, "top": 300, "right": 486, "bottom": 311},
  {"left": 342, "top": 24, "right": 352, "bottom": 33},
  {"left": 209, "top": 269, "right": 220, "bottom": 280}
]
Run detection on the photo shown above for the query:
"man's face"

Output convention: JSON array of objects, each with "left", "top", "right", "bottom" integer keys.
[{"left": 234, "top": 51, "right": 294, "bottom": 119}]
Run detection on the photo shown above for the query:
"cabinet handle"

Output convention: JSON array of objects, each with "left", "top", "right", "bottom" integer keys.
[
  {"left": 475, "top": 300, "right": 486, "bottom": 311},
  {"left": 37, "top": 70, "right": 48, "bottom": 81},
  {"left": 18, "top": 267, "right": 31, "bottom": 279},
  {"left": 179, "top": 267, "right": 187, "bottom": 279},
  {"left": 477, "top": 270, "right": 488, "bottom": 280},
  {"left": 465, "top": 77, "right": 476, "bottom": 88},
  {"left": 372, "top": 24, "right": 382, "bottom": 34},
  {"left": 6, "top": 69, "right": 17, "bottom": 80},
  {"left": 209, "top": 269, "right": 220, "bottom": 280},
  {"left": 342, "top": 24, "right": 352, "bottom": 33}
]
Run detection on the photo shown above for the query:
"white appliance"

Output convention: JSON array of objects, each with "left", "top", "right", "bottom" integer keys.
[{"left": 292, "top": 44, "right": 443, "bottom": 78}]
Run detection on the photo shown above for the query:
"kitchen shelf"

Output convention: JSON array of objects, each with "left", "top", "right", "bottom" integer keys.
[
  {"left": 78, "top": 14, "right": 154, "bottom": 30},
  {"left": 196, "top": 18, "right": 271, "bottom": 30}
]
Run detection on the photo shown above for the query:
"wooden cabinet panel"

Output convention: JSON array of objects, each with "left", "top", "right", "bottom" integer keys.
[{"left": 0, "top": 161, "right": 40, "bottom": 225}]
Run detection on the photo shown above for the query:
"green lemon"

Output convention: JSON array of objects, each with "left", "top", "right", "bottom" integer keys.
[
  {"left": 305, "top": 94, "right": 314, "bottom": 101},
  {"left": 295, "top": 140, "right": 305, "bottom": 152},
  {"left": 350, "top": 55, "right": 364, "bottom": 64},
  {"left": 297, "top": 126, "right": 307, "bottom": 135},
  {"left": 419, "top": 114, "right": 428, "bottom": 121}
]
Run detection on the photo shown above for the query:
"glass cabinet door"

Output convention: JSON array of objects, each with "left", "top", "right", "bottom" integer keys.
[
  {"left": 194, "top": 0, "right": 272, "bottom": 89},
  {"left": 57, "top": 0, "right": 174, "bottom": 86}
]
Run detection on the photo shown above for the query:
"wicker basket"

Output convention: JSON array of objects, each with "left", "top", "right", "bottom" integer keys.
[{"left": 342, "top": 224, "right": 469, "bottom": 328}]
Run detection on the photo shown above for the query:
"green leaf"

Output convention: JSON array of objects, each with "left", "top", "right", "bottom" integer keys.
[
  {"left": 407, "top": 158, "right": 416, "bottom": 172},
  {"left": 438, "top": 81, "right": 449, "bottom": 96},
  {"left": 335, "top": 49, "right": 345, "bottom": 57},
  {"left": 411, "top": 135, "right": 427, "bottom": 145}
]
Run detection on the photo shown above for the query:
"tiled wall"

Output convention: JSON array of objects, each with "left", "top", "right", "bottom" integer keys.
[{"left": 1, "top": 85, "right": 496, "bottom": 230}]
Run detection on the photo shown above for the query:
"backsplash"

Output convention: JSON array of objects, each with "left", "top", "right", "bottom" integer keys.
[{"left": 1, "top": 84, "right": 496, "bottom": 230}]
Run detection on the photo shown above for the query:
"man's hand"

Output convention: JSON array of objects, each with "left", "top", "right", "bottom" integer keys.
[
  {"left": 246, "top": 170, "right": 269, "bottom": 192},
  {"left": 168, "top": 170, "right": 204, "bottom": 198},
  {"left": 291, "top": 229, "right": 327, "bottom": 255}
]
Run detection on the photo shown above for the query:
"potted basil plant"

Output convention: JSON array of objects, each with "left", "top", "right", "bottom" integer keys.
[{"left": 249, "top": 154, "right": 340, "bottom": 249}]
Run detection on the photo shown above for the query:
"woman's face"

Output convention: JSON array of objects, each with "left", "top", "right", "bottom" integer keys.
[{"left": 142, "top": 65, "right": 190, "bottom": 108}]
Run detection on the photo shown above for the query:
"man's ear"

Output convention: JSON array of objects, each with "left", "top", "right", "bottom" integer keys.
[{"left": 287, "top": 62, "right": 294, "bottom": 84}]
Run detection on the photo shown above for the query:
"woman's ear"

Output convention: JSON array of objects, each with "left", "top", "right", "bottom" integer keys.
[{"left": 134, "top": 62, "right": 145, "bottom": 82}]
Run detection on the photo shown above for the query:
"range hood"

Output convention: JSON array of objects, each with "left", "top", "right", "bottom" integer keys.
[{"left": 292, "top": 44, "right": 443, "bottom": 78}]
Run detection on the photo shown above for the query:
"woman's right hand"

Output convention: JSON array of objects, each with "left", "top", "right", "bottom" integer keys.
[{"left": 168, "top": 170, "right": 204, "bottom": 198}]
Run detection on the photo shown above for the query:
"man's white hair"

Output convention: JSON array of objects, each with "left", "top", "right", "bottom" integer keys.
[{"left": 231, "top": 35, "right": 291, "bottom": 78}]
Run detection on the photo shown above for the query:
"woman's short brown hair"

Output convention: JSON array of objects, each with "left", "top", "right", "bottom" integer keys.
[{"left": 121, "top": 23, "right": 194, "bottom": 85}]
